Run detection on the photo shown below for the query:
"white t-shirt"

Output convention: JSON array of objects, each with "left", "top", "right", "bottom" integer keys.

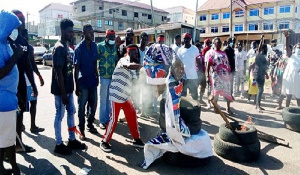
[
  {"left": 235, "top": 50, "right": 247, "bottom": 72},
  {"left": 171, "top": 44, "right": 181, "bottom": 55},
  {"left": 247, "top": 48, "right": 257, "bottom": 59},
  {"left": 177, "top": 45, "right": 199, "bottom": 79}
]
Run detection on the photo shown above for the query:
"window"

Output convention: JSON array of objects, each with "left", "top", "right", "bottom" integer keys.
[
  {"left": 264, "top": 7, "right": 274, "bottom": 15},
  {"left": 105, "top": 20, "right": 113, "bottom": 26},
  {"left": 235, "top": 10, "right": 244, "bottom": 17},
  {"left": 200, "top": 28, "right": 206, "bottom": 33},
  {"left": 211, "top": 26, "right": 218, "bottom": 33},
  {"left": 82, "top": 5, "right": 86, "bottom": 12},
  {"left": 249, "top": 23, "right": 258, "bottom": 31},
  {"left": 134, "top": 12, "right": 138, "bottom": 17},
  {"left": 122, "top": 10, "right": 127, "bottom": 16},
  {"left": 162, "top": 16, "right": 167, "bottom": 21},
  {"left": 88, "top": 20, "right": 92, "bottom": 24},
  {"left": 211, "top": 13, "right": 219, "bottom": 20},
  {"left": 235, "top": 24, "right": 243, "bottom": 32},
  {"left": 263, "top": 23, "right": 273, "bottom": 30},
  {"left": 99, "top": 6, "right": 103, "bottom": 10},
  {"left": 200, "top": 15, "right": 206, "bottom": 21},
  {"left": 279, "top": 21, "right": 290, "bottom": 29},
  {"left": 142, "top": 13, "right": 147, "bottom": 17},
  {"left": 296, "top": 7, "right": 298, "bottom": 13},
  {"left": 280, "top": 5, "right": 291, "bottom": 13},
  {"left": 115, "top": 9, "right": 119, "bottom": 13},
  {"left": 148, "top": 14, "right": 152, "bottom": 19},
  {"left": 249, "top": 9, "right": 259, "bottom": 16},
  {"left": 118, "top": 22, "right": 123, "bottom": 30},
  {"left": 109, "top": 9, "right": 113, "bottom": 14},
  {"left": 223, "top": 12, "right": 230, "bottom": 19},
  {"left": 97, "top": 20, "right": 102, "bottom": 27},
  {"left": 222, "top": 26, "right": 229, "bottom": 32}
]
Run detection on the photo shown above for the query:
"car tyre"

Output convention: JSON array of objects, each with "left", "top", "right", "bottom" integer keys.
[{"left": 282, "top": 107, "right": 300, "bottom": 132}]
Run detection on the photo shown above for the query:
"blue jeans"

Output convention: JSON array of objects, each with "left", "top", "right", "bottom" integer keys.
[
  {"left": 78, "top": 86, "right": 97, "bottom": 131},
  {"left": 54, "top": 93, "right": 76, "bottom": 145},
  {"left": 99, "top": 78, "right": 111, "bottom": 124}
]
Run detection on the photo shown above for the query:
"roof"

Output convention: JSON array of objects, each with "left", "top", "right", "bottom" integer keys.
[
  {"left": 198, "top": 0, "right": 284, "bottom": 11},
  {"left": 39, "top": 3, "right": 73, "bottom": 13}
]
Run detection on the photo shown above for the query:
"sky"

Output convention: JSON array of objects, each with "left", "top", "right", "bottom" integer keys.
[{"left": 0, "top": 0, "right": 206, "bottom": 24}]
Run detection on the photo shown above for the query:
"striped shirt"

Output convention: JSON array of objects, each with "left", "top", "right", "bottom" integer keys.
[{"left": 109, "top": 56, "right": 134, "bottom": 103}]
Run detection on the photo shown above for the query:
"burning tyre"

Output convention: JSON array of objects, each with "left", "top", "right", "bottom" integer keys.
[
  {"left": 214, "top": 122, "right": 260, "bottom": 162},
  {"left": 282, "top": 107, "right": 300, "bottom": 132},
  {"left": 219, "top": 122, "right": 258, "bottom": 145}
]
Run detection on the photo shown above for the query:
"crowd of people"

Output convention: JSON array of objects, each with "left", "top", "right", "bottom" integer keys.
[{"left": 1, "top": 9, "right": 300, "bottom": 174}]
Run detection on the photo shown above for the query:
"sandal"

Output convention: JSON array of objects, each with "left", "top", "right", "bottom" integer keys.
[
  {"left": 30, "top": 127, "right": 45, "bottom": 133},
  {"left": 16, "top": 144, "right": 36, "bottom": 153}
]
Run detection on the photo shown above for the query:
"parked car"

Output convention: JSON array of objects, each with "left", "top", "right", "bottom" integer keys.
[
  {"left": 42, "top": 47, "right": 75, "bottom": 66},
  {"left": 33, "top": 46, "right": 48, "bottom": 62}
]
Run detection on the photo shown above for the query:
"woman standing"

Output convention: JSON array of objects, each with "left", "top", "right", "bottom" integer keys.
[{"left": 206, "top": 37, "right": 233, "bottom": 114}]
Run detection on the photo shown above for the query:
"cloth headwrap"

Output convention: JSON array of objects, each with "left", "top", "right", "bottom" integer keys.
[
  {"left": 127, "top": 46, "right": 138, "bottom": 53},
  {"left": 157, "top": 36, "right": 165, "bottom": 42},
  {"left": 106, "top": 30, "right": 115, "bottom": 36},
  {"left": 182, "top": 33, "right": 191, "bottom": 39},
  {"left": 204, "top": 39, "right": 210, "bottom": 44},
  {"left": 14, "top": 12, "right": 24, "bottom": 18}
]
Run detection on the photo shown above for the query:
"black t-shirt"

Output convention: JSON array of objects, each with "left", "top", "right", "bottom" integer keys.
[
  {"left": 254, "top": 53, "right": 268, "bottom": 83},
  {"left": 224, "top": 46, "right": 235, "bottom": 73},
  {"left": 51, "top": 40, "right": 74, "bottom": 95}
]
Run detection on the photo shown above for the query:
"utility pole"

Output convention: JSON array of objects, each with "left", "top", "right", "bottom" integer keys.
[
  {"left": 229, "top": 0, "right": 233, "bottom": 38},
  {"left": 150, "top": 0, "right": 157, "bottom": 40},
  {"left": 193, "top": 0, "right": 199, "bottom": 42}
]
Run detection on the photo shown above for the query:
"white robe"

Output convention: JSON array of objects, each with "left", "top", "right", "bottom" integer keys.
[{"left": 282, "top": 54, "right": 300, "bottom": 98}]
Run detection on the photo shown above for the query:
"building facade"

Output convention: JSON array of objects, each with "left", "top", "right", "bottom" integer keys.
[
  {"left": 197, "top": 0, "right": 300, "bottom": 44},
  {"left": 165, "top": 6, "right": 195, "bottom": 25},
  {"left": 71, "top": 0, "right": 169, "bottom": 32}
]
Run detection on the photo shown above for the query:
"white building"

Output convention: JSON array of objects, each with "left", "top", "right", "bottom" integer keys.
[{"left": 165, "top": 6, "right": 195, "bottom": 25}]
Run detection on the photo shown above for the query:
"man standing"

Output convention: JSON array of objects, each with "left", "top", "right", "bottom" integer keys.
[
  {"left": 171, "top": 35, "right": 181, "bottom": 54},
  {"left": 254, "top": 35, "right": 269, "bottom": 113},
  {"left": 224, "top": 37, "right": 235, "bottom": 96},
  {"left": 74, "top": 24, "right": 99, "bottom": 140},
  {"left": 195, "top": 42, "right": 206, "bottom": 105},
  {"left": 177, "top": 33, "right": 199, "bottom": 100},
  {"left": 97, "top": 29, "right": 117, "bottom": 129},
  {"left": 234, "top": 42, "right": 247, "bottom": 98},
  {"left": 51, "top": 19, "right": 86, "bottom": 155},
  {"left": 268, "top": 39, "right": 282, "bottom": 96},
  {"left": 12, "top": 10, "right": 37, "bottom": 153}
]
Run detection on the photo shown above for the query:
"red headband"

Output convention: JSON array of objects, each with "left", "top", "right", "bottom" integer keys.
[
  {"left": 157, "top": 36, "right": 165, "bottom": 42},
  {"left": 182, "top": 33, "right": 191, "bottom": 39},
  {"left": 106, "top": 30, "right": 115, "bottom": 36},
  {"left": 127, "top": 47, "right": 137, "bottom": 53},
  {"left": 15, "top": 13, "right": 24, "bottom": 18}
]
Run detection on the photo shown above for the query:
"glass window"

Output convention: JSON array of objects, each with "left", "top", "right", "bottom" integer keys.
[
  {"left": 134, "top": 12, "right": 138, "bottom": 17},
  {"left": 118, "top": 22, "right": 123, "bottom": 30},
  {"left": 279, "top": 21, "right": 290, "bottom": 29},
  {"left": 82, "top": 6, "right": 86, "bottom": 12},
  {"left": 142, "top": 13, "right": 147, "bottom": 17},
  {"left": 296, "top": 7, "right": 298, "bottom": 13},
  {"left": 200, "top": 15, "right": 206, "bottom": 21},
  {"left": 223, "top": 12, "right": 230, "bottom": 19},
  {"left": 222, "top": 26, "right": 229, "bottom": 32},
  {"left": 249, "top": 9, "right": 259, "bottom": 16},
  {"left": 109, "top": 9, "right": 113, "bottom": 14},
  {"left": 122, "top": 10, "right": 127, "bottom": 16},
  {"left": 263, "top": 23, "right": 273, "bottom": 30},
  {"left": 105, "top": 20, "right": 113, "bottom": 26},
  {"left": 88, "top": 20, "right": 91, "bottom": 24},
  {"left": 280, "top": 5, "right": 291, "bottom": 13},
  {"left": 200, "top": 28, "right": 206, "bottom": 33},
  {"left": 148, "top": 14, "right": 152, "bottom": 19},
  {"left": 97, "top": 20, "right": 102, "bottom": 28},
  {"left": 235, "top": 10, "right": 244, "bottom": 17},
  {"left": 235, "top": 24, "right": 243, "bottom": 31},
  {"left": 249, "top": 24, "right": 258, "bottom": 31},
  {"left": 211, "top": 13, "right": 219, "bottom": 20},
  {"left": 264, "top": 7, "right": 274, "bottom": 15},
  {"left": 211, "top": 26, "right": 218, "bottom": 33}
]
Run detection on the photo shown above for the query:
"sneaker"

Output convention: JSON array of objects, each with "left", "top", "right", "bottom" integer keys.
[
  {"left": 132, "top": 138, "right": 144, "bottom": 148},
  {"left": 54, "top": 143, "right": 72, "bottom": 155},
  {"left": 99, "top": 123, "right": 106, "bottom": 130},
  {"left": 100, "top": 141, "right": 111, "bottom": 152},
  {"left": 67, "top": 139, "right": 87, "bottom": 150},
  {"left": 88, "top": 126, "right": 98, "bottom": 134}
]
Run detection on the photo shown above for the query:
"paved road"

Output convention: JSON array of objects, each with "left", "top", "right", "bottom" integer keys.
[{"left": 4, "top": 64, "right": 300, "bottom": 175}]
